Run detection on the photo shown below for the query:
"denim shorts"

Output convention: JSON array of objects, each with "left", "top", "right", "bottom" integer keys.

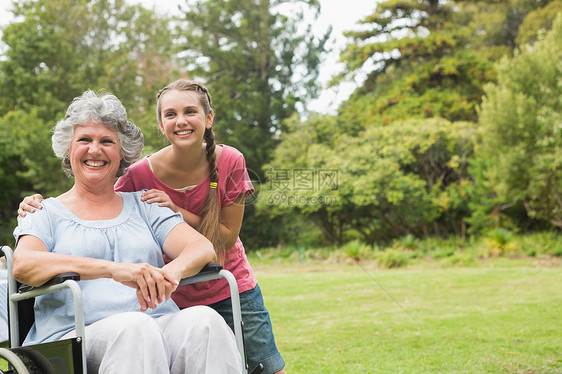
[{"left": 208, "top": 284, "right": 285, "bottom": 374}]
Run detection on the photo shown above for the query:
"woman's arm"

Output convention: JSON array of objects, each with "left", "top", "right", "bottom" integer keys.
[
  {"left": 141, "top": 189, "right": 246, "bottom": 249},
  {"left": 175, "top": 194, "right": 245, "bottom": 249},
  {"left": 160, "top": 222, "right": 215, "bottom": 284},
  {"left": 13, "top": 235, "right": 114, "bottom": 286},
  {"left": 13, "top": 235, "right": 179, "bottom": 311}
]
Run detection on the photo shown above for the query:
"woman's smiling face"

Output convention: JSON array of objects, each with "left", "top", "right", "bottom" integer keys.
[{"left": 69, "top": 121, "right": 122, "bottom": 185}]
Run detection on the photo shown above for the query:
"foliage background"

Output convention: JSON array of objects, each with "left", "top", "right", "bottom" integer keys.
[{"left": 0, "top": 0, "right": 560, "bottom": 251}]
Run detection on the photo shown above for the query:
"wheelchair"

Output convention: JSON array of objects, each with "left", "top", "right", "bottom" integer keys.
[{"left": 0, "top": 245, "right": 264, "bottom": 374}]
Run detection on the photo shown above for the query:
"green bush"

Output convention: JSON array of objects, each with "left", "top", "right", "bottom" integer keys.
[
  {"left": 443, "top": 251, "right": 476, "bottom": 267},
  {"left": 393, "top": 234, "right": 418, "bottom": 251},
  {"left": 432, "top": 247, "right": 456, "bottom": 259},
  {"left": 484, "top": 228, "right": 515, "bottom": 256},
  {"left": 247, "top": 233, "right": 561, "bottom": 267},
  {"left": 518, "top": 232, "right": 562, "bottom": 257},
  {"left": 377, "top": 249, "right": 409, "bottom": 268},
  {"left": 342, "top": 240, "right": 372, "bottom": 261}
]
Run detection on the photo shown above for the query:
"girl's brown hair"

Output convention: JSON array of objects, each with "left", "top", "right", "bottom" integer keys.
[{"left": 157, "top": 80, "right": 225, "bottom": 264}]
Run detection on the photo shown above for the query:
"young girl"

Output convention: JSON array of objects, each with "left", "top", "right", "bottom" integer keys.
[{"left": 19, "top": 80, "right": 286, "bottom": 374}]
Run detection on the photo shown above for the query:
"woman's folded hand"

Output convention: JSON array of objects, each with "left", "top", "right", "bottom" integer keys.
[{"left": 112, "top": 262, "right": 179, "bottom": 311}]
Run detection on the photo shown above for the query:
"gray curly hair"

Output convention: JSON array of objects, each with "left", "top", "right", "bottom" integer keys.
[{"left": 52, "top": 90, "right": 144, "bottom": 177}]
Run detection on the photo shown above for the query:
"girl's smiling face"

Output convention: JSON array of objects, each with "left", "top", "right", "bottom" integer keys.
[
  {"left": 69, "top": 121, "right": 122, "bottom": 185},
  {"left": 158, "top": 89, "right": 214, "bottom": 147}
]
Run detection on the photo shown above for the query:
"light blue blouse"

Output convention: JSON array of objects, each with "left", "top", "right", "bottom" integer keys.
[{"left": 13, "top": 191, "right": 184, "bottom": 345}]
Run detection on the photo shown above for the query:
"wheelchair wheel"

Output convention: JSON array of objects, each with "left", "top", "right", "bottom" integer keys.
[
  {"left": 0, "top": 347, "right": 30, "bottom": 374},
  {"left": 9, "top": 347, "right": 55, "bottom": 374}
]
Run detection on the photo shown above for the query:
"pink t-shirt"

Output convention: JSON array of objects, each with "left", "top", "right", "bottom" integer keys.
[{"left": 114, "top": 145, "right": 257, "bottom": 307}]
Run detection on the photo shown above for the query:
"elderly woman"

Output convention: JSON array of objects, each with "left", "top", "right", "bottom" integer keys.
[{"left": 12, "top": 90, "right": 242, "bottom": 373}]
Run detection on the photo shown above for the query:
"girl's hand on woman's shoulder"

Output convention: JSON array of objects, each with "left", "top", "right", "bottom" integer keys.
[
  {"left": 141, "top": 189, "right": 179, "bottom": 213},
  {"left": 18, "top": 194, "right": 44, "bottom": 217}
]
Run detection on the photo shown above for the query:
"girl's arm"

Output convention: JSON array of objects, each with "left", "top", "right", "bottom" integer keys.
[{"left": 217, "top": 194, "right": 246, "bottom": 249}]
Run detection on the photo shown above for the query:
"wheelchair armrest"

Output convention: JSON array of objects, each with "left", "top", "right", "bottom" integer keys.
[
  {"left": 9, "top": 271, "right": 85, "bottom": 355},
  {"left": 16, "top": 263, "right": 221, "bottom": 292},
  {"left": 178, "top": 263, "right": 223, "bottom": 286},
  {"left": 18, "top": 273, "right": 81, "bottom": 294},
  {"left": 196, "top": 263, "right": 223, "bottom": 275}
]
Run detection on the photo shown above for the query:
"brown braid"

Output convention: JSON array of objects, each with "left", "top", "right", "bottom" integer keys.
[
  {"left": 198, "top": 126, "right": 226, "bottom": 263},
  {"left": 157, "top": 79, "right": 225, "bottom": 263},
  {"left": 205, "top": 128, "right": 219, "bottom": 184}
]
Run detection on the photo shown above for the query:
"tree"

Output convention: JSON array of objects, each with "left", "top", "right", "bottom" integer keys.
[
  {"left": 335, "top": 0, "right": 552, "bottom": 125},
  {"left": 461, "top": 0, "right": 556, "bottom": 53},
  {"left": 0, "top": 0, "right": 177, "bottom": 243},
  {"left": 173, "top": 0, "right": 330, "bottom": 249},
  {"left": 334, "top": 0, "right": 489, "bottom": 123},
  {"left": 175, "top": 0, "right": 330, "bottom": 175},
  {"left": 0, "top": 0, "right": 177, "bottom": 139},
  {"left": 257, "top": 114, "right": 476, "bottom": 244},
  {"left": 471, "top": 14, "right": 562, "bottom": 230},
  {"left": 516, "top": 0, "right": 562, "bottom": 45}
]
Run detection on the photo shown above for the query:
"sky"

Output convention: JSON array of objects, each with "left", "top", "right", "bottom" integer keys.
[{"left": 0, "top": 0, "right": 375, "bottom": 114}]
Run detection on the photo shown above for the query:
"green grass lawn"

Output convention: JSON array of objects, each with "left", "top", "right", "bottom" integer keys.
[
  {"left": 255, "top": 260, "right": 562, "bottom": 373},
  {"left": 1, "top": 258, "right": 559, "bottom": 373}
]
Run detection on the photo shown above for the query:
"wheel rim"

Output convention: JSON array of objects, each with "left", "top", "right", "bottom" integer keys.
[{"left": 0, "top": 347, "right": 30, "bottom": 374}]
